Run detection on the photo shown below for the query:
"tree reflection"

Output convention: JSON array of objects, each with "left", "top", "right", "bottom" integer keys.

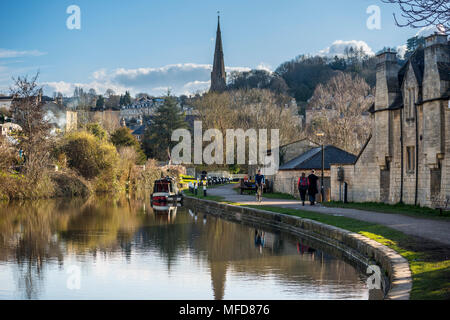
[{"left": 0, "top": 198, "right": 367, "bottom": 299}]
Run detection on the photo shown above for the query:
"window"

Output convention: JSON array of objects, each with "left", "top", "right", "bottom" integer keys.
[
  {"left": 407, "top": 89, "right": 415, "bottom": 120},
  {"left": 406, "top": 146, "right": 415, "bottom": 172}
]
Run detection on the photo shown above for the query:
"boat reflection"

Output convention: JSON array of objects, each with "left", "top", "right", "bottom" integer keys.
[{"left": 151, "top": 202, "right": 180, "bottom": 223}]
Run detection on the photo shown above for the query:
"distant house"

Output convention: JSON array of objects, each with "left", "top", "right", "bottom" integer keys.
[
  {"left": 132, "top": 125, "right": 146, "bottom": 141},
  {"left": 0, "top": 96, "right": 14, "bottom": 111},
  {"left": 274, "top": 145, "right": 356, "bottom": 201},
  {"left": 42, "top": 101, "right": 77, "bottom": 132},
  {"left": 0, "top": 122, "right": 22, "bottom": 136}
]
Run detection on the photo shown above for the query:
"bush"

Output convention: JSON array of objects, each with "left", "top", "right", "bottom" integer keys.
[
  {"left": 50, "top": 170, "right": 91, "bottom": 197},
  {"left": 0, "top": 170, "right": 56, "bottom": 200},
  {"left": 60, "top": 131, "right": 119, "bottom": 180},
  {"left": 111, "top": 127, "right": 147, "bottom": 165},
  {"left": 86, "top": 122, "right": 108, "bottom": 141}
]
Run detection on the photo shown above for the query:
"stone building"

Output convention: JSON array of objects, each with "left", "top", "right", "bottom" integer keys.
[
  {"left": 275, "top": 145, "right": 356, "bottom": 201},
  {"left": 42, "top": 101, "right": 77, "bottom": 132},
  {"left": 0, "top": 96, "right": 14, "bottom": 111},
  {"left": 330, "top": 33, "right": 449, "bottom": 207}
]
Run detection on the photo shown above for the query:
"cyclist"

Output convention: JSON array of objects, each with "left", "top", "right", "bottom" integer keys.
[{"left": 255, "top": 170, "right": 265, "bottom": 202}]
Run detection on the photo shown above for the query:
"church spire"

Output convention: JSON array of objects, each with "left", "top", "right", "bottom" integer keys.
[{"left": 210, "top": 12, "right": 226, "bottom": 92}]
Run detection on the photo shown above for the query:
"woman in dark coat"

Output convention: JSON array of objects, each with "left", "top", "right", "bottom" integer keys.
[{"left": 297, "top": 172, "right": 308, "bottom": 206}]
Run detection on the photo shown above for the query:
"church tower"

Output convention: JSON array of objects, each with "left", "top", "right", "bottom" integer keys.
[{"left": 210, "top": 14, "right": 227, "bottom": 92}]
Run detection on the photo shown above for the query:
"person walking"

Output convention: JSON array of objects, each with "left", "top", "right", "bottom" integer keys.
[
  {"left": 307, "top": 170, "right": 319, "bottom": 205},
  {"left": 255, "top": 169, "right": 265, "bottom": 202},
  {"left": 297, "top": 172, "right": 308, "bottom": 206}
]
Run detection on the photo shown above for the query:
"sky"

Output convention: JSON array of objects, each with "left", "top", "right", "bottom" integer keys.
[{"left": 0, "top": 0, "right": 441, "bottom": 97}]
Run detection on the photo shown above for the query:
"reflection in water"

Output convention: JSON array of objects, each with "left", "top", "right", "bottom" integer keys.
[{"left": 0, "top": 197, "right": 369, "bottom": 300}]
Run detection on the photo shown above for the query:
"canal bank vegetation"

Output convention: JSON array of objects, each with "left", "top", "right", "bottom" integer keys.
[{"left": 0, "top": 75, "right": 169, "bottom": 201}]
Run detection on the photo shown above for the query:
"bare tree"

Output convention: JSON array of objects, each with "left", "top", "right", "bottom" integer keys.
[
  {"left": 382, "top": 0, "right": 449, "bottom": 29},
  {"left": 190, "top": 89, "right": 303, "bottom": 170},
  {"left": 306, "top": 73, "right": 374, "bottom": 154},
  {"left": 10, "top": 73, "right": 53, "bottom": 180},
  {"left": 0, "top": 135, "right": 16, "bottom": 171}
]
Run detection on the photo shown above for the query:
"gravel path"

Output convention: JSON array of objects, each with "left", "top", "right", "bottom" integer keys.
[{"left": 207, "top": 184, "right": 450, "bottom": 246}]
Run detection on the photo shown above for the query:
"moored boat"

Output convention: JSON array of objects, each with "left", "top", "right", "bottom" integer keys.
[{"left": 151, "top": 177, "right": 183, "bottom": 203}]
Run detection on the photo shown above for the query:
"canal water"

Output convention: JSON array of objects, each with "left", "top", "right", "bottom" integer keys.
[{"left": 0, "top": 196, "right": 369, "bottom": 300}]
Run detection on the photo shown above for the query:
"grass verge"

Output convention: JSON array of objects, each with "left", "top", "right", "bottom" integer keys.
[{"left": 323, "top": 201, "right": 450, "bottom": 220}]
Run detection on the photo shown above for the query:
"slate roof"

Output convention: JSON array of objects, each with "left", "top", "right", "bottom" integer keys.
[
  {"left": 132, "top": 125, "right": 146, "bottom": 135},
  {"left": 279, "top": 145, "right": 357, "bottom": 170}
]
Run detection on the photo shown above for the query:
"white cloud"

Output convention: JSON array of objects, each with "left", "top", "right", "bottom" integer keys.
[
  {"left": 42, "top": 80, "right": 128, "bottom": 97},
  {"left": 0, "top": 49, "right": 46, "bottom": 59},
  {"left": 256, "top": 63, "right": 272, "bottom": 72},
  {"left": 318, "top": 40, "right": 375, "bottom": 57},
  {"left": 415, "top": 25, "right": 446, "bottom": 38},
  {"left": 42, "top": 63, "right": 250, "bottom": 96},
  {"left": 396, "top": 44, "right": 407, "bottom": 59}
]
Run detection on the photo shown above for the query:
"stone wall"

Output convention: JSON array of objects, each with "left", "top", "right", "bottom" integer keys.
[
  {"left": 274, "top": 169, "right": 331, "bottom": 200},
  {"left": 443, "top": 104, "right": 450, "bottom": 202},
  {"left": 330, "top": 164, "right": 355, "bottom": 202}
]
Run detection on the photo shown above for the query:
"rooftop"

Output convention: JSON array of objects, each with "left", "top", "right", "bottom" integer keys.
[{"left": 279, "top": 145, "right": 357, "bottom": 170}]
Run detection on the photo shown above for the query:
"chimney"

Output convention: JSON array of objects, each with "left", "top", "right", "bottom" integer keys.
[
  {"left": 423, "top": 33, "right": 449, "bottom": 101},
  {"left": 422, "top": 33, "right": 449, "bottom": 167},
  {"left": 375, "top": 49, "right": 400, "bottom": 111},
  {"left": 373, "top": 49, "right": 400, "bottom": 169}
]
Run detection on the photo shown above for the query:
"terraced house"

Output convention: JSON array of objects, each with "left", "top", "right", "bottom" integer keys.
[{"left": 331, "top": 33, "right": 450, "bottom": 208}]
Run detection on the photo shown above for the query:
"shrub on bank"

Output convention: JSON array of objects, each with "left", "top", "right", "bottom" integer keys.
[
  {"left": 0, "top": 170, "right": 57, "bottom": 200},
  {"left": 50, "top": 170, "right": 91, "bottom": 197},
  {"left": 59, "top": 130, "right": 119, "bottom": 180}
]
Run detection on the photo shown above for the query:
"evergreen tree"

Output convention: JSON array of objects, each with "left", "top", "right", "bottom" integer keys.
[
  {"left": 143, "top": 93, "right": 187, "bottom": 160},
  {"left": 96, "top": 95, "right": 105, "bottom": 109},
  {"left": 111, "top": 127, "right": 147, "bottom": 164},
  {"left": 405, "top": 36, "right": 425, "bottom": 60},
  {"left": 123, "top": 91, "right": 132, "bottom": 106}
]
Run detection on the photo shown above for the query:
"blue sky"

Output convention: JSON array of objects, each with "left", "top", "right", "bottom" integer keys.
[{"left": 0, "top": 0, "right": 437, "bottom": 96}]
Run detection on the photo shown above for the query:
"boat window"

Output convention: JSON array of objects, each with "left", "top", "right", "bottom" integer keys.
[{"left": 154, "top": 182, "right": 170, "bottom": 192}]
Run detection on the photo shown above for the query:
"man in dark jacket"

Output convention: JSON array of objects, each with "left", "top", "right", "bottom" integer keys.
[{"left": 307, "top": 170, "right": 319, "bottom": 205}]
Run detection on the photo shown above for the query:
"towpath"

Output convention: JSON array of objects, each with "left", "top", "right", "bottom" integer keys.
[{"left": 206, "top": 184, "right": 450, "bottom": 246}]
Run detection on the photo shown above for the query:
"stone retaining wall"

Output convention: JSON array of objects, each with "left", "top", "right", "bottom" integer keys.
[{"left": 184, "top": 196, "right": 412, "bottom": 300}]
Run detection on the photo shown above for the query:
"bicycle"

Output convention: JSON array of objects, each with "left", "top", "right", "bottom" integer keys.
[{"left": 256, "top": 183, "right": 264, "bottom": 202}]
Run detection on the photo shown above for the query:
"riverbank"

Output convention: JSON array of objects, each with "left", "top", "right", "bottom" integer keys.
[
  {"left": 184, "top": 185, "right": 450, "bottom": 300},
  {"left": 0, "top": 169, "right": 91, "bottom": 201}
]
